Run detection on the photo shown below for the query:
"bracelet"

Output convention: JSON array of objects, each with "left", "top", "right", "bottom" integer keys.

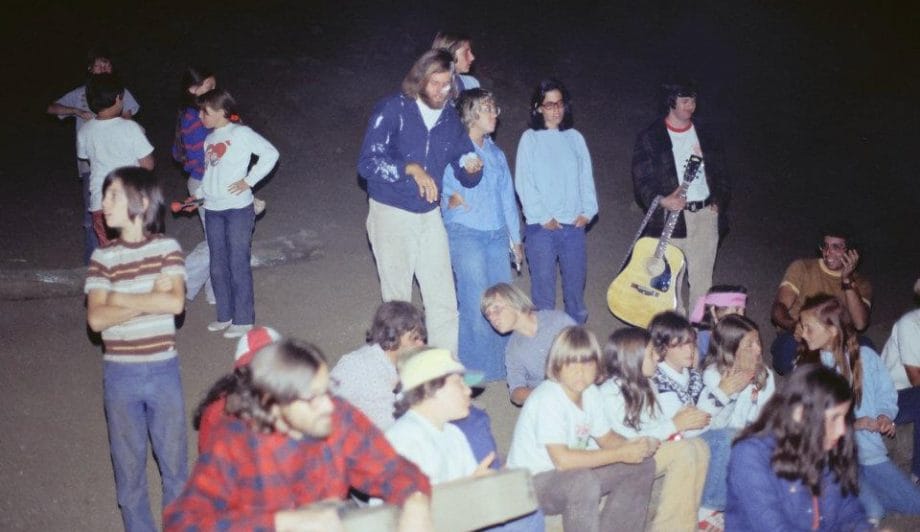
[{"left": 841, "top": 280, "right": 854, "bottom": 290}]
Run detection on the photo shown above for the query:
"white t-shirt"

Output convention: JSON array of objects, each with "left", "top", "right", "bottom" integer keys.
[
  {"left": 385, "top": 410, "right": 477, "bottom": 485},
  {"left": 598, "top": 379, "right": 677, "bottom": 440},
  {"left": 55, "top": 85, "right": 140, "bottom": 133},
  {"left": 416, "top": 99, "right": 443, "bottom": 131},
  {"left": 881, "top": 309, "right": 920, "bottom": 390},
  {"left": 330, "top": 343, "right": 399, "bottom": 430},
  {"left": 199, "top": 123, "right": 279, "bottom": 211},
  {"left": 667, "top": 124, "right": 710, "bottom": 202},
  {"left": 507, "top": 380, "right": 610, "bottom": 475},
  {"left": 76, "top": 117, "right": 153, "bottom": 211}
]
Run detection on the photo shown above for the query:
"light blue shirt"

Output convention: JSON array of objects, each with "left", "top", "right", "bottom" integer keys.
[
  {"left": 441, "top": 136, "right": 521, "bottom": 244},
  {"left": 820, "top": 346, "right": 898, "bottom": 465},
  {"left": 514, "top": 128, "right": 597, "bottom": 225}
]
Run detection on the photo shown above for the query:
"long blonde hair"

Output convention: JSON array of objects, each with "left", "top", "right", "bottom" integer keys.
[{"left": 796, "top": 294, "right": 863, "bottom": 407}]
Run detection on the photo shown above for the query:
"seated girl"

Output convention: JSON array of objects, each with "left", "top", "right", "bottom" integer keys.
[
  {"left": 689, "top": 284, "right": 747, "bottom": 364},
  {"left": 507, "top": 326, "right": 657, "bottom": 532},
  {"left": 726, "top": 364, "right": 872, "bottom": 531},
  {"left": 702, "top": 314, "right": 775, "bottom": 431},
  {"left": 647, "top": 311, "right": 753, "bottom": 528},
  {"left": 600, "top": 327, "right": 710, "bottom": 531},
  {"left": 798, "top": 294, "right": 920, "bottom": 523}
]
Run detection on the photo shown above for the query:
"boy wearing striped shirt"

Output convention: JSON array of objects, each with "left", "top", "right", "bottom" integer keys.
[{"left": 85, "top": 167, "right": 188, "bottom": 532}]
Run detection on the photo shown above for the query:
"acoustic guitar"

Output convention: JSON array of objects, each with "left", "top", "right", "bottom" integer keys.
[{"left": 607, "top": 155, "right": 703, "bottom": 327}]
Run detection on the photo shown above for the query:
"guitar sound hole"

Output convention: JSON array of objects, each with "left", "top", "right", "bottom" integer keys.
[{"left": 645, "top": 257, "right": 665, "bottom": 277}]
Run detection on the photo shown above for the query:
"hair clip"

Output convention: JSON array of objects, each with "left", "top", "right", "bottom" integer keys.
[{"left": 229, "top": 113, "right": 241, "bottom": 122}]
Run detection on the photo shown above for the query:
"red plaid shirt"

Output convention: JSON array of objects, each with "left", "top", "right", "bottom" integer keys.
[{"left": 164, "top": 398, "right": 430, "bottom": 531}]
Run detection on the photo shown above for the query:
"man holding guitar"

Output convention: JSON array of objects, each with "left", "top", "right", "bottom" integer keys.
[{"left": 631, "top": 80, "right": 731, "bottom": 315}]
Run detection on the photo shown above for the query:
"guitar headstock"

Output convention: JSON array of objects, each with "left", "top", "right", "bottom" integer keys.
[{"left": 683, "top": 154, "right": 703, "bottom": 183}]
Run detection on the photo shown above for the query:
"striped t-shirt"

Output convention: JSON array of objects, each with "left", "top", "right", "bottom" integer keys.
[{"left": 85, "top": 235, "right": 186, "bottom": 362}]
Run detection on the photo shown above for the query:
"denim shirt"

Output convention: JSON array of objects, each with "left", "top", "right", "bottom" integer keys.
[
  {"left": 819, "top": 346, "right": 899, "bottom": 465},
  {"left": 441, "top": 135, "right": 521, "bottom": 244}
]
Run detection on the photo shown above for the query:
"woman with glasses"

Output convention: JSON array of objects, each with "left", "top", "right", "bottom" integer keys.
[
  {"left": 441, "top": 89, "right": 522, "bottom": 382},
  {"left": 515, "top": 78, "right": 597, "bottom": 324}
]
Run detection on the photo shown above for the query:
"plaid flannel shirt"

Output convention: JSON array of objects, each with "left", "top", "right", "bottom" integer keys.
[{"left": 164, "top": 398, "right": 430, "bottom": 531}]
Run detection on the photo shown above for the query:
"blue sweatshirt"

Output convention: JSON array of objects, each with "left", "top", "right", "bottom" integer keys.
[
  {"left": 726, "top": 435, "right": 872, "bottom": 531},
  {"left": 440, "top": 135, "right": 521, "bottom": 243},
  {"left": 357, "top": 93, "right": 482, "bottom": 213},
  {"left": 514, "top": 128, "right": 597, "bottom": 225},
  {"left": 820, "top": 346, "right": 899, "bottom": 466}
]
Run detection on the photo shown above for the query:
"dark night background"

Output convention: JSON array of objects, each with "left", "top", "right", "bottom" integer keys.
[{"left": 0, "top": 1, "right": 918, "bottom": 529}]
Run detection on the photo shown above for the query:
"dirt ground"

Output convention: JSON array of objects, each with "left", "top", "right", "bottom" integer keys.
[{"left": 1, "top": 1, "right": 919, "bottom": 530}]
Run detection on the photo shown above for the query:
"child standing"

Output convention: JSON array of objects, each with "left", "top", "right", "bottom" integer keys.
[
  {"left": 196, "top": 89, "right": 279, "bottom": 338},
  {"left": 47, "top": 47, "right": 140, "bottom": 263},
  {"left": 85, "top": 167, "right": 188, "bottom": 531},
  {"left": 507, "top": 326, "right": 657, "bottom": 532},
  {"left": 600, "top": 328, "right": 711, "bottom": 531},
  {"left": 77, "top": 73, "right": 154, "bottom": 247}
]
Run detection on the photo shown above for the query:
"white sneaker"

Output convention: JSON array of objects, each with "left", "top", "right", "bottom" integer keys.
[
  {"left": 207, "top": 320, "right": 232, "bottom": 332},
  {"left": 223, "top": 324, "right": 254, "bottom": 338}
]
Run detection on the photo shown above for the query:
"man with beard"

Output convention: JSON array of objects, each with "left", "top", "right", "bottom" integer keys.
[
  {"left": 358, "top": 49, "right": 483, "bottom": 357},
  {"left": 770, "top": 223, "right": 873, "bottom": 374},
  {"left": 164, "top": 339, "right": 432, "bottom": 531}
]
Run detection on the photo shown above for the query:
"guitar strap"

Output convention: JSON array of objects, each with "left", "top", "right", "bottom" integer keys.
[{"left": 616, "top": 195, "right": 662, "bottom": 274}]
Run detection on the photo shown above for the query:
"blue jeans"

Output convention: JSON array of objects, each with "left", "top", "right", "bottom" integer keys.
[
  {"left": 524, "top": 223, "right": 587, "bottom": 324},
  {"left": 206, "top": 205, "right": 255, "bottom": 325},
  {"left": 103, "top": 357, "right": 188, "bottom": 532},
  {"left": 859, "top": 460, "right": 920, "bottom": 519},
  {"left": 771, "top": 331, "right": 876, "bottom": 376},
  {"left": 700, "top": 428, "right": 735, "bottom": 510},
  {"left": 895, "top": 386, "right": 920, "bottom": 478},
  {"left": 81, "top": 172, "right": 98, "bottom": 264},
  {"left": 447, "top": 224, "right": 511, "bottom": 381}
]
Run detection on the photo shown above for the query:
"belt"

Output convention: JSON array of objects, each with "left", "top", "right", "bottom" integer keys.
[{"left": 685, "top": 198, "right": 712, "bottom": 212}]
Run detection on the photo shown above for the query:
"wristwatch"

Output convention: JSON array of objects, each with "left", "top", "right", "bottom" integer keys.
[{"left": 841, "top": 278, "right": 854, "bottom": 290}]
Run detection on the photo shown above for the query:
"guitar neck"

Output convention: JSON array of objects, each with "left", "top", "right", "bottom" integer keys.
[{"left": 654, "top": 155, "right": 703, "bottom": 258}]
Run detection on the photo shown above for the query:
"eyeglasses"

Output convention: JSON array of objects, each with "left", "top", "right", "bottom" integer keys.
[
  {"left": 541, "top": 100, "right": 564, "bottom": 111},
  {"left": 820, "top": 242, "right": 847, "bottom": 252},
  {"left": 480, "top": 103, "right": 501, "bottom": 116}
]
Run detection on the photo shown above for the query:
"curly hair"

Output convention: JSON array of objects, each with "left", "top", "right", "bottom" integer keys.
[
  {"left": 602, "top": 328, "right": 660, "bottom": 431},
  {"left": 705, "top": 314, "right": 769, "bottom": 391},
  {"left": 795, "top": 294, "right": 864, "bottom": 407},
  {"left": 456, "top": 88, "right": 495, "bottom": 130},
  {"left": 735, "top": 364, "right": 859, "bottom": 497},
  {"left": 206, "top": 339, "right": 328, "bottom": 433},
  {"left": 365, "top": 301, "right": 426, "bottom": 352}
]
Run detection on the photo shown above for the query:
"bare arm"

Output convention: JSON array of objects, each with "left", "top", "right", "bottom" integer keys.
[
  {"left": 397, "top": 492, "right": 433, "bottom": 532},
  {"left": 906, "top": 365, "right": 920, "bottom": 387},
  {"left": 107, "top": 274, "right": 185, "bottom": 316},
  {"left": 770, "top": 285, "right": 798, "bottom": 331},
  {"left": 510, "top": 387, "right": 532, "bottom": 406},
  {"left": 47, "top": 102, "right": 93, "bottom": 120},
  {"left": 87, "top": 289, "right": 143, "bottom": 332},
  {"left": 842, "top": 286, "right": 870, "bottom": 331},
  {"left": 138, "top": 153, "right": 155, "bottom": 171}
]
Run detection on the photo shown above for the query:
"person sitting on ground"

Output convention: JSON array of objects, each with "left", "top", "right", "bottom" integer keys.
[
  {"left": 163, "top": 339, "right": 433, "bottom": 531},
  {"left": 507, "top": 326, "right": 658, "bottom": 532},
  {"left": 481, "top": 282, "right": 575, "bottom": 406},
  {"left": 880, "top": 278, "right": 920, "bottom": 484},
  {"left": 647, "top": 311, "right": 753, "bottom": 529},
  {"left": 770, "top": 222, "right": 872, "bottom": 375},
  {"left": 690, "top": 284, "right": 747, "bottom": 364},
  {"left": 725, "top": 364, "right": 873, "bottom": 531},
  {"left": 193, "top": 325, "right": 282, "bottom": 453},
  {"left": 702, "top": 315, "right": 775, "bottom": 431},
  {"left": 600, "top": 327, "right": 710, "bottom": 531},
  {"left": 797, "top": 294, "right": 920, "bottom": 523},
  {"left": 331, "top": 301, "right": 501, "bottom": 470}
]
